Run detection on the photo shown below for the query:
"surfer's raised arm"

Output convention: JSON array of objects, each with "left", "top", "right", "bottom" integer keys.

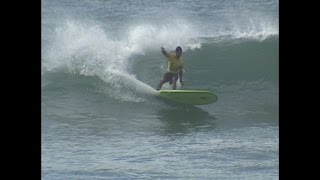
[{"left": 161, "top": 47, "right": 169, "bottom": 57}]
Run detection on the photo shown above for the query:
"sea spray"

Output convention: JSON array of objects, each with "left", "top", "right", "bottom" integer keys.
[{"left": 43, "top": 20, "right": 200, "bottom": 102}]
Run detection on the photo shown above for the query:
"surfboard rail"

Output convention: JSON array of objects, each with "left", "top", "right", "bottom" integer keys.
[{"left": 157, "top": 89, "right": 218, "bottom": 105}]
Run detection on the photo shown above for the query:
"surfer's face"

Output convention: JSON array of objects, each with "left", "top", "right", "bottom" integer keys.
[{"left": 176, "top": 50, "right": 182, "bottom": 58}]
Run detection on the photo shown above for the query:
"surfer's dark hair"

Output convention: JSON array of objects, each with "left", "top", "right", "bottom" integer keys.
[{"left": 176, "top": 46, "right": 182, "bottom": 52}]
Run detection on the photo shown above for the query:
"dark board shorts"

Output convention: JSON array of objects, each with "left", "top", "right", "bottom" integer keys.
[{"left": 163, "top": 72, "right": 179, "bottom": 83}]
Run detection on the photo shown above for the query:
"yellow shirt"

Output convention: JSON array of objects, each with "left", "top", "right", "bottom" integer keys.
[{"left": 166, "top": 53, "right": 184, "bottom": 74}]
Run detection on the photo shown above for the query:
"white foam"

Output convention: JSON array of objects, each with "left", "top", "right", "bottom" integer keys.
[
  {"left": 125, "top": 20, "right": 202, "bottom": 52},
  {"left": 42, "top": 21, "right": 164, "bottom": 102}
]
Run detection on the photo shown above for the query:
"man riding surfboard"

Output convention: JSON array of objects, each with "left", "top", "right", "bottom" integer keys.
[{"left": 157, "top": 46, "right": 184, "bottom": 90}]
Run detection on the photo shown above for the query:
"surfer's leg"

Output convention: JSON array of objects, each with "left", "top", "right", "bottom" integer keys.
[
  {"left": 157, "top": 80, "right": 164, "bottom": 90},
  {"left": 172, "top": 74, "right": 178, "bottom": 90},
  {"left": 157, "top": 73, "right": 172, "bottom": 90}
]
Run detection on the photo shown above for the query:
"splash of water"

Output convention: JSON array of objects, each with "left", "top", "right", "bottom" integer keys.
[{"left": 42, "top": 20, "right": 201, "bottom": 102}]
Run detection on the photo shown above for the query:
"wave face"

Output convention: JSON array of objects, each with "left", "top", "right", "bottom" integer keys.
[{"left": 42, "top": 0, "right": 278, "bottom": 102}]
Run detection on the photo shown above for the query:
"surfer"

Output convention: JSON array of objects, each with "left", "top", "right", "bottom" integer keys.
[{"left": 157, "top": 46, "right": 184, "bottom": 90}]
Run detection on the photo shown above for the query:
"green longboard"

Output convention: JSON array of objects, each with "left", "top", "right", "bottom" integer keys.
[{"left": 157, "top": 90, "right": 218, "bottom": 105}]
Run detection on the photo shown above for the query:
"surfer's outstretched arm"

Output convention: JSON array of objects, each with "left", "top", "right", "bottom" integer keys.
[{"left": 161, "top": 47, "right": 168, "bottom": 57}]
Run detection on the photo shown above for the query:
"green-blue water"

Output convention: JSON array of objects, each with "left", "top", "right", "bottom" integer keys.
[{"left": 42, "top": 0, "right": 279, "bottom": 179}]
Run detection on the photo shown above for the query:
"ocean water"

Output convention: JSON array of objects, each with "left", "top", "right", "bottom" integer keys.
[{"left": 41, "top": 0, "right": 279, "bottom": 179}]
